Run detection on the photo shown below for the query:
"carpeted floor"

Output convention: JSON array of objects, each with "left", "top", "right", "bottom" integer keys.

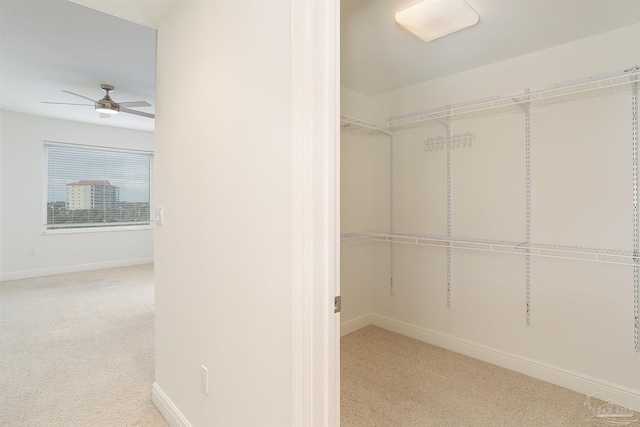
[
  {"left": 2, "top": 266, "right": 629, "bottom": 426},
  {"left": 341, "top": 325, "right": 623, "bottom": 427},
  {"left": 0, "top": 265, "right": 167, "bottom": 427}
]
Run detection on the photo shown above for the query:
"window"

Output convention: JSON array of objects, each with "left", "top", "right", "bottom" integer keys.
[{"left": 43, "top": 142, "right": 153, "bottom": 232}]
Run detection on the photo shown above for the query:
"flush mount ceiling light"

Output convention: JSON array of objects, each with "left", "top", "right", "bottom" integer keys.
[{"left": 395, "top": 0, "right": 479, "bottom": 42}]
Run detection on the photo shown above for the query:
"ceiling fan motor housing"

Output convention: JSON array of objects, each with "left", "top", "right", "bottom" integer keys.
[{"left": 96, "top": 84, "right": 120, "bottom": 113}]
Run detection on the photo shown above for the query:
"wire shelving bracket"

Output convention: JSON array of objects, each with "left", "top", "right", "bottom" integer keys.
[{"left": 340, "top": 114, "right": 393, "bottom": 136}]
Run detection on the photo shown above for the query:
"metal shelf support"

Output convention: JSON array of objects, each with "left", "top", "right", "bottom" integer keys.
[
  {"left": 632, "top": 68, "right": 639, "bottom": 351},
  {"left": 446, "top": 111, "right": 452, "bottom": 308},
  {"left": 524, "top": 89, "right": 532, "bottom": 327},
  {"left": 390, "top": 133, "right": 396, "bottom": 295}
]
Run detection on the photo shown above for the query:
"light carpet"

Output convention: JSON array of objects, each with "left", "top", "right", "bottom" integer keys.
[
  {"left": 341, "top": 325, "right": 622, "bottom": 427},
  {"left": 0, "top": 265, "right": 167, "bottom": 427},
  {"left": 3, "top": 266, "right": 626, "bottom": 426}
]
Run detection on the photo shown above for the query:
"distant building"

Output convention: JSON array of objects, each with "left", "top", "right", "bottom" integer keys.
[{"left": 66, "top": 180, "right": 119, "bottom": 210}]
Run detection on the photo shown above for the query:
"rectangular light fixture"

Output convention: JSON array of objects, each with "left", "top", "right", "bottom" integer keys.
[{"left": 395, "top": 0, "right": 479, "bottom": 42}]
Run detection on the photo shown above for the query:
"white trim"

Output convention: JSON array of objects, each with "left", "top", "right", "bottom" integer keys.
[
  {"left": 42, "top": 224, "right": 153, "bottom": 235},
  {"left": 291, "top": 0, "right": 314, "bottom": 423},
  {"left": 0, "top": 257, "right": 153, "bottom": 282},
  {"left": 291, "top": 1, "right": 340, "bottom": 425},
  {"left": 369, "top": 314, "right": 640, "bottom": 411},
  {"left": 341, "top": 313, "right": 374, "bottom": 337},
  {"left": 332, "top": 1, "right": 341, "bottom": 424},
  {"left": 152, "top": 382, "right": 193, "bottom": 427}
]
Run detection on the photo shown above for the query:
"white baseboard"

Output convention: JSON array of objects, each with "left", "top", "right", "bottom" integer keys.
[
  {"left": 343, "top": 313, "right": 640, "bottom": 411},
  {"left": 0, "top": 257, "right": 154, "bottom": 282},
  {"left": 341, "top": 313, "right": 374, "bottom": 336},
  {"left": 152, "top": 382, "right": 193, "bottom": 427}
]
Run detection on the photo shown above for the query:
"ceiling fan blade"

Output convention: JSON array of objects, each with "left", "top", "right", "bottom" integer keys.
[
  {"left": 41, "top": 101, "right": 93, "bottom": 106},
  {"left": 100, "top": 113, "right": 111, "bottom": 119},
  {"left": 61, "top": 90, "right": 97, "bottom": 103},
  {"left": 120, "top": 107, "right": 155, "bottom": 119},
  {"left": 118, "top": 101, "right": 151, "bottom": 108}
]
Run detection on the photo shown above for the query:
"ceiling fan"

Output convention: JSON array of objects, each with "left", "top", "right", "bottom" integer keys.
[{"left": 42, "top": 84, "right": 154, "bottom": 119}]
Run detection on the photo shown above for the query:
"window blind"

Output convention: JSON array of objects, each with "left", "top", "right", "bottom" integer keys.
[{"left": 44, "top": 142, "right": 153, "bottom": 231}]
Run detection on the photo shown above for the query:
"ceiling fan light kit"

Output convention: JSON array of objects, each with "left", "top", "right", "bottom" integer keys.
[
  {"left": 395, "top": 0, "right": 479, "bottom": 42},
  {"left": 95, "top": 106, "right": 119, "bottom": 114}
]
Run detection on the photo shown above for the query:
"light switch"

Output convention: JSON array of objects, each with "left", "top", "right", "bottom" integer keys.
[
  {"left": 155, "top": 206, "right": 164, "bottom": 226},
  {"left": 200, "top": 365, "right": 209, "bottom": 394}
]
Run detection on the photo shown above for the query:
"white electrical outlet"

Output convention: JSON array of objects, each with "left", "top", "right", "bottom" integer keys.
[{"left": 200, "top": 365, "right": 209, "bottom": 395}]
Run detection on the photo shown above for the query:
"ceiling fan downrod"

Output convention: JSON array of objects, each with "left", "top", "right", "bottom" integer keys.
[{"left": 96, "top": 84, "right": 119, "bottom": 114}]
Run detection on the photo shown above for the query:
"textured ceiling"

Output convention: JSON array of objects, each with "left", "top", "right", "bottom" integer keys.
[
  {"left": 3, "top": 0, "right": 640, "bottom": 131},
  {"left": 342, "top": 0, "right": 640, "bottom": 96}
]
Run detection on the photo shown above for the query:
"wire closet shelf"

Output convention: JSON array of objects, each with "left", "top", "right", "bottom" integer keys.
[
  {"left": 340, "top": 67, "right": 639, "bottom": 132},
  {"left": 341, "top": 232, "right": 637, "bottom": 267},
  {"left": 339, "top": 66, "right": 640, "bottom": 267}
]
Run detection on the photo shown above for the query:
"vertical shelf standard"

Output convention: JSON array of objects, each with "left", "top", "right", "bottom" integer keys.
[
  {"left": 445, "top": 111, "right": 453, "bottom": 308},
  {"left": 390, "top": 134, "right": 396, "bottom": 295},
  {"left": 524, "top": 90, "right": 532, "bottom": 326},
  {"left": 632, "top": 68, "right": 639, "bottom": 351}
]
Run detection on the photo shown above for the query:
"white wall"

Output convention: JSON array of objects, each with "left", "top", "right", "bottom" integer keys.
[
  {"left": 341, "top": 87, "right": 375, "bottom": 122},
  {"left": 0, "top": 111, "right": 4, "bottom": 277},
  {"left": 153, "top": 2, "right": 293, "bottom": 426},
  {"left": 340, "top": 130, "right": 388, "bottom": 330},
  {"left": 341, "top": 23, "right": 640, "bottom": 408},
  {"left": 0, "top": 111, "right": 154, "bottom": 280}
]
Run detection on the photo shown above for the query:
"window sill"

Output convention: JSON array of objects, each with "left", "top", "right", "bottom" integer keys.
[{"left": 42, "top": 224, "right": 153, "bottom": 235}]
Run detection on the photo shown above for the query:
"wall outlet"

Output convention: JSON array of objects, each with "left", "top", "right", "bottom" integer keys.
[
  {"left": 200, "top": 365, "right": 209, "bottom": 395},
  {"left": 28, "top": 249, "right": 36, "bottom": 256}
]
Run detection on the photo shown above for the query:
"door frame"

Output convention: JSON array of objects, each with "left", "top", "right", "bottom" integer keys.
[{"left": 291, "top": 0, "right": 340, "bottom": 425}]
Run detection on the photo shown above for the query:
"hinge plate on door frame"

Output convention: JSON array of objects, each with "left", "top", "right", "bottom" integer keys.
[{"left": 334, "top": 296, "right": 341, "bottom": 313}]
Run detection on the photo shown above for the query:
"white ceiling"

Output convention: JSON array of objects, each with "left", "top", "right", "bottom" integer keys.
[
  {"left": 342, "top": 0, "right": 640, "bottom": 96},
  {"left": 0, "top": 0, "right": 158, "bottom": 132},
  {"left": 2, "top": 0, "right": 640, "bottom": 131}
]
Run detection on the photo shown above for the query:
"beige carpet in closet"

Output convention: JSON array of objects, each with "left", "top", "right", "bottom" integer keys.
[{"left": 341, "top": 326, "right": 617, "bottom": 427}]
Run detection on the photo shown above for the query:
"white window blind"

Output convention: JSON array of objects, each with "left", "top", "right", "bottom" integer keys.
[{"left": 44, "top": 142, "right": 153, "bottom": 232}]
